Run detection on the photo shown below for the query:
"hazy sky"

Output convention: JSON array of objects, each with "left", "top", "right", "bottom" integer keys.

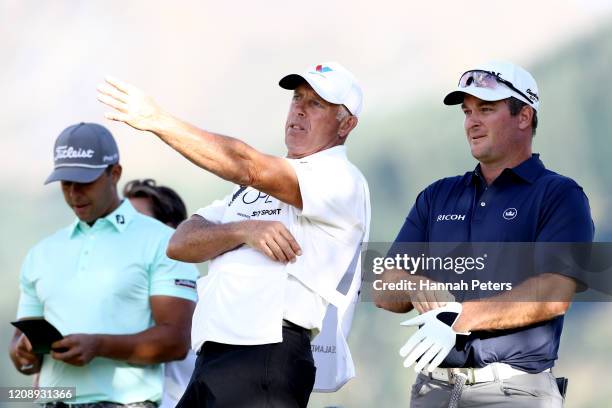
[{"left": 2, "top": 0, "right": 611, "bottom": 192}]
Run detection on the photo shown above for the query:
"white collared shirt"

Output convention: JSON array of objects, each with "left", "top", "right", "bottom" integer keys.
[{"left": 191, "top": 146, "right": 369, "bottom": 349}]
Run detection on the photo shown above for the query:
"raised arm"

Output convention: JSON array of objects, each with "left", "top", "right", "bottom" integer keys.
[{"left": 97, "top": 78, "right": 302, "bottom": 208}]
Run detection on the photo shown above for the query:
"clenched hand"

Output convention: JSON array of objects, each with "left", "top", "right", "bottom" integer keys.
[{"left": 10, "top": 334, "right": 41, "bottom": 374}]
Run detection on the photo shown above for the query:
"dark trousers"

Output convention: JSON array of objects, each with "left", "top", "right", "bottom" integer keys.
[{"left": 176, "top": 326, "right": 316, "bottom": 408}]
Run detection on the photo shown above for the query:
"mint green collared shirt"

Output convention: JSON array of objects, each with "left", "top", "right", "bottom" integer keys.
[{"left": 17, "top": 200, "right": 198, "bottom": 404}]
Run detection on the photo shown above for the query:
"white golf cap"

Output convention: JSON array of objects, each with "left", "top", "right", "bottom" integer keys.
[
  {"left": 279, "top": 62, "right": 363, "bottom": 117},
  {"left": 444, "top": 61, "right": 540, "bottom": 111}
]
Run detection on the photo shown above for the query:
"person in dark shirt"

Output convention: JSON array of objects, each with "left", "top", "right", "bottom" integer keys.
[{"left": 376, "top": 62, "right": 593, "bottom": 408}]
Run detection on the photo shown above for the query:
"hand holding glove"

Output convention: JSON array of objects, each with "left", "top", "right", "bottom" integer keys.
[{"left": 399, "top": 302, "right": 470, "bottom": 373}]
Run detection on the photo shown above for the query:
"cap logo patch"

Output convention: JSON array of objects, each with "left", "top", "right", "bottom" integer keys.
[
  {"left": 526, "top": 89, "right": 539, "bottom": 102},
  {"left": 315, "top": 65, "right": 332, "bottom": 73},
  {"left": 103, "top": 153, "right": 118, "bottom": 162},
  {"left": 55, "top": 145, "right": 95, "bottom": 160}
]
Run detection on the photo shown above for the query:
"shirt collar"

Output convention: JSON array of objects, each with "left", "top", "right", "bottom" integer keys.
[
  {"left": 289, "top": 145, "right": 347, "bottom": 162},
  {"left": 467, "top": 166, "right": 486, "bottom": 186},
  {"left": 466, "top": 154, "right": 545, "bottom": 186},
  {"left": 69, "top": 199, "right": 136, "bottom": 238},
  {"left": 510, "top": 153, "right": 545, "bottom": 184}
]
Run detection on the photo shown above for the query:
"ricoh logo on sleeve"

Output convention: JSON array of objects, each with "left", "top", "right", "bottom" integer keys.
[
  {"left": 436, "top": 214, "right": 466, "bottom": 222},
  {"left": 55, "top": 145, "right": 95, "bottom": 160}
]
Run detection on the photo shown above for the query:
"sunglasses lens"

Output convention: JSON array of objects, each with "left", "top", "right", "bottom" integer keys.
[
  {"left": 458, "top": 72, "right": 471, "bottom": 87},
  {"left": 458, "top": 71, "right": 499, "bottom": 90}
]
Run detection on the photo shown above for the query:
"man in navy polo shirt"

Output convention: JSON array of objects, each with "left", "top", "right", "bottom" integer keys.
[{"left": 376, "top": 62, "right": 593, "bottom": 407}]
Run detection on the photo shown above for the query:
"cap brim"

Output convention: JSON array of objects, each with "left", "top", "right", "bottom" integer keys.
[
  {"left": 44, "top": 166, "right": 106, "bottom": 185},
  {"left": 279, "top": 74, "right": 307, "bottom": 90},
  {"left": 279, "top": 73, "right": 345, "bottom": 106},
  {"left": 443, "top": 87, "right": 514, "bottom": 106}
]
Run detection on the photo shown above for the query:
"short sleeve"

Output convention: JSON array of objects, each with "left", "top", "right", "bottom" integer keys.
[
  {"left": 149, "top": 235, "right": 199, "bottom": 301},
  {"left": 16, "top": 250, "right": 44, "bottom": 319},
  {"left": 392, "top": 188, "right": 430, "bottom": 244},
  {"left": 194, "top": 192, "right": 233, "bottom": 223},
  {"left": 286, "top": 157, "right": 366, "bottom": 241},
  {"left": 536, "top": 183, "right": 594, "bottom": 242},
  {"left": 534, "top": 181, "right": 594, "bottom": 288}
]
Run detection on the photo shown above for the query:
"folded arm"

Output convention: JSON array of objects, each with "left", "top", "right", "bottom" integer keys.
[{"left": 167, "top": 215, "right": 302, "bottom": 264}]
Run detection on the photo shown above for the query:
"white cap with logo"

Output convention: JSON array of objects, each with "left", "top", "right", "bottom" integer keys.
[
  {"left": 444, "top": 61, "right": 540, "bottom": 111},
  {"left": 279, "top": 62, "right": 363, "bottom": 117}
]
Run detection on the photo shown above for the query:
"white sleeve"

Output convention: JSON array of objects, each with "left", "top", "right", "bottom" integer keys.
[
  {"left": 193, "top": 191, "right": 234, "bottom": 223},
  {"left": 286, "top": 158, "right": 366, "bottom": 241}
]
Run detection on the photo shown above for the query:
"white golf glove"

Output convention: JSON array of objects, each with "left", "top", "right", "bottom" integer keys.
[{"left": 399, "top": 302, "right": 470, "bottom": 373}]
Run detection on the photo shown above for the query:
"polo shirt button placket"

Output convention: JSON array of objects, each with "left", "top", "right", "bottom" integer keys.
[
  {"left": 80, "top": 233, "right": 94, "bottom": 272},
  {"left": 472, "top": 195, "right": 488, "bottom": 225}
]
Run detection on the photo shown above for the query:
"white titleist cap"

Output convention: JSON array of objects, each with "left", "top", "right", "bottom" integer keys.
[
  {"left": 444, "top": 61, "right": 540, "bottom": 111},
  {"left": 279, "top": 62, "right": 363, "bottom": 116}
]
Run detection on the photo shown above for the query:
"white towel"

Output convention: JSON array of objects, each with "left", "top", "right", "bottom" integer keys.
[{"left": 312, "top": 182, "right": 371, "bottom": 392}]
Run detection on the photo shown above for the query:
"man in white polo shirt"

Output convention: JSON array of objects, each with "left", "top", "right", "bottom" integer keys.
[{"left": 97, "top": 62, "right": 370, "bottom": 407}]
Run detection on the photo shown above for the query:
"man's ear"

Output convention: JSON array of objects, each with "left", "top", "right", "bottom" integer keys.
[
  {"left": 339, "top": 115, "right": 358, "bottom": 140},
  {"left": 518, "top": 105, "right": 534, "bottom": 132},
  {"left": 111, "top": 164, "right": 122, "bottom": 184}
]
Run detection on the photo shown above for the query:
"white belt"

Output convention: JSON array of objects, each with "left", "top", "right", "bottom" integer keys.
[{"left": 423, "top": 363, "right": 550, "bottom": 385}]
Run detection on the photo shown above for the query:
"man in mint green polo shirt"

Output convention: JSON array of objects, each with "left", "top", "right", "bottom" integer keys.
[{"left": 9, "top": 123, "right": 198, "bottom": 407}]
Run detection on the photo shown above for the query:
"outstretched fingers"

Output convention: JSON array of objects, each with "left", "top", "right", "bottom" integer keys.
[
  {"left": 97, "top": 93, "right": 127, "bottom": 113},
  {"left": 104, "top": 111, "right": 130, "bottom": 123},
  {"left": 104, "top": 76, "right": 132, "bottom": 93},
  {"left": 97, "top": 83, "right": 128, "bottom": 104}
]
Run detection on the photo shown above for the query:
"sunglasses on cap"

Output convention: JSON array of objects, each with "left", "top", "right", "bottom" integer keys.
[{"left": 458, "top": 70, "right": 538, "bottom": 106}]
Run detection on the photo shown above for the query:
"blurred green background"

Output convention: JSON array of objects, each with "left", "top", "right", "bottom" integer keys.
[{"left": 2, "top": 1, "right": 611, "bottom": 407}]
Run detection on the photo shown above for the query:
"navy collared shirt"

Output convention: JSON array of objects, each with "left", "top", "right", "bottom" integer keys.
[{"left": 393, "top": 154, "right": 594, "bottom": 372}]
